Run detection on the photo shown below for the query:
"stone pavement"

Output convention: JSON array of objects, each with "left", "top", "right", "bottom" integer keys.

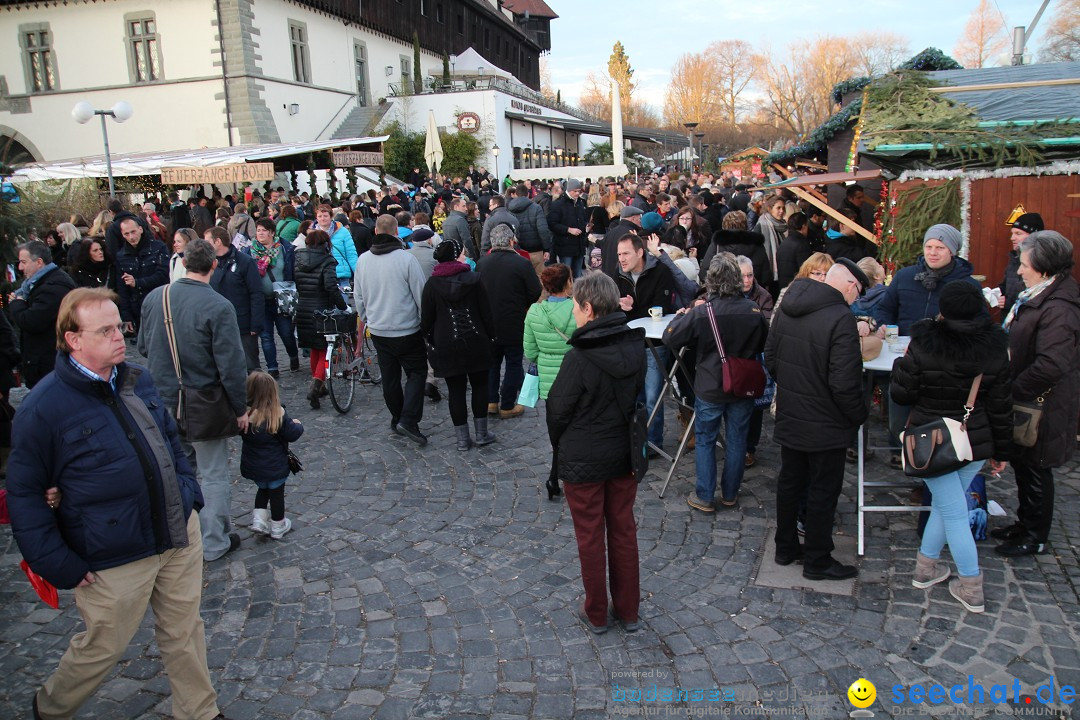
[{"left": 1, "top": 356, "right": 1078, "bottom": 719}]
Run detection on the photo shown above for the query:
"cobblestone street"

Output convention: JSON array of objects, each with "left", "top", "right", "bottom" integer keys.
[{"left": 2, "top": 356, "right": 1078, "bottom": 719}]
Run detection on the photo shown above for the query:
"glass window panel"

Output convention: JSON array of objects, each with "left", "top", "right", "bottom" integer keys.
[
  {"left": 134, "top": 42, "right": 148, "bottom": 82},
  {"left": 146, "top": 19, "right": 155, "bottom": 34},
  {"left": 130, "top": 21, "right": 142, "bottom": 36},
  {"left": 148, "top": 39, "right": 159, "bottom": 79}
]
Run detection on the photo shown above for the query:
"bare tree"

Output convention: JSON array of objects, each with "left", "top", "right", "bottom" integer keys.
[
  {"left": 848, "top": 31, "right": 909, "bottom": 76},
  {"left": 1039, "top": 0, "right": 1080, "bottom": 62},
  {"left": 539, "top": 56, "right": 556, "bottom": 102},
  {"left": 708, "top": 40, "right": 759, "bottom": 125},
  {"left": 954, "top": 0, "right": 1009, "bottom": 68},
  {"left": 758, "top": 37, "right": 856, "bottom": 137},
  {"left": 662, "top": 51, "right": 722, "bottom": 128},
  {"left": 579, "top": 70, "right": 659, "bottom": 127}
]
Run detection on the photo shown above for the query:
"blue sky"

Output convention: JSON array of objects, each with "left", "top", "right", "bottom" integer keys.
[{"left": 544, "top": 0, "right": 1051, "bottom": 110}]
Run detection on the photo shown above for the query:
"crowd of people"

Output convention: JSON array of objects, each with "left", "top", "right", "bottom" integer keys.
[{"left": 1, "top": 165, "right": 1078, "bottom": 715}]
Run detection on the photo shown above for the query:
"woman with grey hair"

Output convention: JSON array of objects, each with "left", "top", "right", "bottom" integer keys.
[
  {"left": 664, "top": 252, "right": 769, "bottom": 512},
  {"left": 994, "top": 230, "right": 1079, "bottom": 557},
  {"left": 546, "top": 271, "right": 646, "bottom": 634}
]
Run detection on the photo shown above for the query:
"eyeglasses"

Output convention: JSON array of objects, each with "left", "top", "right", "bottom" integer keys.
[
  {"left": 80, "top": 323, "right": 125, "bottom": 339},
  {"left": 809, "top": 271, "right": 827, "bottom": 279}
]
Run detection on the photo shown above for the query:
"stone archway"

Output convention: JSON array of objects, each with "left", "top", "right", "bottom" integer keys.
[{"left": 0, "top": 127, "right": 43, "bottom": 166}]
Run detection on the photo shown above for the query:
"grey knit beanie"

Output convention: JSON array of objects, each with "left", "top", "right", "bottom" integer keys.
[{"left": 924, "top": 223, "right": 962, "bottom": 256}]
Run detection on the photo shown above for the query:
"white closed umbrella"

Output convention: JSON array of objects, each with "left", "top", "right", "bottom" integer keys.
[{"left": 424, "top": 110, "right": 444, "bottom": 177}]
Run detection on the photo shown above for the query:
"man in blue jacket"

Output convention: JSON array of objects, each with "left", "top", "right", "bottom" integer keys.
[
  {"left": 205, "top": 225, "right": 265, "bottom": 372},
  {"left": 8, "top": 287, "right": 221, "bottom": 720}
]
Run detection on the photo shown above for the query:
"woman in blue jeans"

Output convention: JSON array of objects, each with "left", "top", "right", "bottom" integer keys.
[
  {"left": 890, "top": 281, "right": 1012, "bottom": 613},
  {"left": 664, "top": 252, "right": 769, "bottom": 512}
]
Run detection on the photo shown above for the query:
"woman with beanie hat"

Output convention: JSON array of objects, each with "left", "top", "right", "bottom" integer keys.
[
  {"left": 421, "top": 238, "right": 497, "bottom": 450},
  {"left": 874, "top": 224, "right": 982, "bottom": 466},
  {"left": 890, "top": 281, "right": 1013, "bottom": 612}
]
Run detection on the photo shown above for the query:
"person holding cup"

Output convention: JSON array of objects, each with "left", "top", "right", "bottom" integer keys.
[{"left": 613, "top": 233, "right": 681, "bottom": 454}]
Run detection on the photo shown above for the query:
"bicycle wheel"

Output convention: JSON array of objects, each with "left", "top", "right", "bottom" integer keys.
[
  {"left": 328, "top": 338, "right": 356, "bottom": 413},
  {"left": 360, "top": 333, "right": 381, "bottom": 385}
]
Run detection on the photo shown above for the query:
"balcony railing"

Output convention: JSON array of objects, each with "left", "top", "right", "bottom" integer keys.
[{"left": 386, "top": 75, "right": 587, "bottom": 120}]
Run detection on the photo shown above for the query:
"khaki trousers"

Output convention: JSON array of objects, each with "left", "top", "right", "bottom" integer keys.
[{"left": 36, "top": 512, "right": 219, "bottom": 720}]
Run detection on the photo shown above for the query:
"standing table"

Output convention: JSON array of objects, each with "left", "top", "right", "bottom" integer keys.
[
  {"left": 627, "top": 315, "right": 695, "bottom": 497},
  {"left": 857, "top": 337, "right": 929, "bottom": 555}
]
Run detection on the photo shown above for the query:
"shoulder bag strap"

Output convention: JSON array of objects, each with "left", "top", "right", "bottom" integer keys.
[
  {"left": 961, "top": 374, "right": 983, "bottom": 426},
  {"left": 705, "top": 301, "right": 728, "bottom": 364},
  {"left": 540, "top": 303, "right": 570, "bottom": 341},
  {"left": 162, "top": 286, "right": 184, "bottom": 384}
]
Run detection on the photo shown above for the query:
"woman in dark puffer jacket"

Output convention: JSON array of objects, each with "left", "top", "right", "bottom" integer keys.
[
  {"left": 546, "top": 272, "right": 646, "bottom": 635},
  {"left": 293, "top": 229, "right": 346, "bottom": 408},
  {"left": 891, "top": 281, "right": 1012, "bottom": 614}
]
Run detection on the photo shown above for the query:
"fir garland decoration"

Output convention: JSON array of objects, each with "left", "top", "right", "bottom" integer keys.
[
  {"left": 346, "top": 166, "right": 358, "bottom": 197},
  {"left": 306, "top": 155, "right": 317, "bottom": 199},
  {"left": 877, "top": 177, "right": 962, "bottom": 270},
  {"left": 832, "top": 76, "right": 872, "bottom": 106},
  {"left": 898, "top": 48, "right": 963, "bottom": 72},
  {"left": 326, "top": 152, "right": 339, "bottom": 204}
]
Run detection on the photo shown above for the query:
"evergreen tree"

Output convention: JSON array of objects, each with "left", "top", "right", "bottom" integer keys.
[{"left": 413, "top": 32, "right": 423, "bottom": 94}]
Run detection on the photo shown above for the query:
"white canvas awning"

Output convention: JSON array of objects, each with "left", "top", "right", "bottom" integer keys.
[{"left": 11, "top": 136, "right": 388, "bottom": 183}]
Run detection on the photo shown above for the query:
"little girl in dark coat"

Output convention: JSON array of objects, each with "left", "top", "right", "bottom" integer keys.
[{"left": 242, "top": 372, "right": 304, "bottom": 539}]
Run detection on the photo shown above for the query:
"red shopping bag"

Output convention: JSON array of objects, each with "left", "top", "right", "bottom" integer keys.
[{"left": 20, "top": 560, "right": 59, "bottom": 609}]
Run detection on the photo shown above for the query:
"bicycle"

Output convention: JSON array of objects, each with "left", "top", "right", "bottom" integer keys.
[{"left": 315, "top": 308, "right": 381, "bottom": 414}]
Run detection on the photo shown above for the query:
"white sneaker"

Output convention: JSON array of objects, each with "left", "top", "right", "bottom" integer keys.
[
  {"left": 269, "top": 517, "right": 292, "bottom": 539},
  {"left": 251, "top": 508, "right": 270, "bottom": 535}
]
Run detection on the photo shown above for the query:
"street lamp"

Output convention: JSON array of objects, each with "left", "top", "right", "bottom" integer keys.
[
  {"left": 73, "top": 100, "right": 133, "bottom": 199},
  {"left": 683, "top": 121, "right": 698, "bottom": 171},
  {"left": 694, "top": 132, "right": 705, "bottom": 170},
  {"left": 492, "top": 143, "right": 500, "bottom": 178}
]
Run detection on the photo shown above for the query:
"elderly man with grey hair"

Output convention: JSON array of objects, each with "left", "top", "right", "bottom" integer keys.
[
  {"left": 7, "top": 239, "right": 76, "bottom": 387},
  {"left": 477, "top": 224, "right": 542, "bottom": 418},
  {"left": 765, "top": 257, "right": 870, "bottom": 581},
  {"left": 664, "top": 253, "right": 769, "bottom": 514}
]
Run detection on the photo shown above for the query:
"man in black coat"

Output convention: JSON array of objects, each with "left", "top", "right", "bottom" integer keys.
[
  {"left": 104, "top": 198, "right": 154, "bottom": 259},
  {"left": 776, "top": 213, "right": 817, "bottom": 290},
  {"left": 114, "top": 218, "right": 170, "bottom": 334},
  {"left": 477, "top": 225, "right": 542, "bottom": 418},
  {"left": 547, "top": 179, "right": 588, "bottom": 279},
  {"left": 614, "top": 233, "right": 679, "bottom": 453},
  {"left": 764, "top": 259, "right": 870, "bottom": 582},
  {"left": 601, "top": 206, "right": 643, "bottom": 279},
  {"left": 205, "top": 226, "right": 265, "bottom": 372},
  {"left": 7, "top": 240, "right": 76, "bottom": 387}
]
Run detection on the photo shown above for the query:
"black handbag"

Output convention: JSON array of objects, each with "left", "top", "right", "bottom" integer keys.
[
  {"left": 901, "top": 375, "right": 981, "bottom": 479},
  {"left": 163, "top": 286, "right": 239, "bottom": 442},
  {"left": 287, "top": 450, "right": 303, "bottom": 474}
]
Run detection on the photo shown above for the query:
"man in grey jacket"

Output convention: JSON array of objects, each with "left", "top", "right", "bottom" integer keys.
[
  {"left": 354, "top": 214, "right": 430, "bottom": 446},
  {"left": 480, "top": 194, "right": 518, "bottom": 255},
  {"left": 139, "top": 238, "right": 250, "bottom": 562},
  {"left": 440, "top": 195, "right": 475, "bottom": 260}
]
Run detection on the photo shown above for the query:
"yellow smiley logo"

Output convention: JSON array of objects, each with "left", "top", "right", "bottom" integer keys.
[{"left": 848, "top": 678, "right": 876, "bottom": 709}]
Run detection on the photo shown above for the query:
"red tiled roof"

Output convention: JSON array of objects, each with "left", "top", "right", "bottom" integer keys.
[{"left": 501, "top": 0, "right": 558, "bottom": 19}]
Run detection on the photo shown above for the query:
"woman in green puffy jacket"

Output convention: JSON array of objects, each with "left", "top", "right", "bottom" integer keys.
[
  {"left": 523, "top": 264, "right": 577, "bottom": 399},
  {"left": 275, "top": 204, "right": 301, "bottom": 245},
  {"left": 524, "top": 264, "right": 579, "bottom": 501}
]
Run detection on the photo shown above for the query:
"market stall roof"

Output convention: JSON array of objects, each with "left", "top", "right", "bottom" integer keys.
[
  {"left": 761, "top": 169, "right": 882, "bottom": 189},
  {"left": 925, "top": 62, "right": 1080, "bottom": 121},
  {"left": 504, "top": 111, "right": 689, "bottom": 146},
  {"left": 11, "top": 136, "right": 389, "bottom": 183}
]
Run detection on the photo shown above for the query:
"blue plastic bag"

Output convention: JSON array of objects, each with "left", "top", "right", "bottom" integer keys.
[{"left": 518, "top": 363, "right": 539, "bottom": 408}]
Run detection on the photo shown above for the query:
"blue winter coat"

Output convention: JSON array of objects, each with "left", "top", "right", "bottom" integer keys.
[
  {"left": 873, "top": 256, "right": 980, "bottom": 335},
  {"left": 240, "top": 408, "right": 304, "bottom": 482},
  {"left": 327, "top": 222, "right": 359, "bottom": 280},
  {"left": 7, "top": 357, "right": 200, "bottom": 590},
  {"left": 209, "top": 245, "right": 266, "bottom": 334}
]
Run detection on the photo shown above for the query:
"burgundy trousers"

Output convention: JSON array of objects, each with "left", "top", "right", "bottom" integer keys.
[{"left": 563, "top": 475, "right": 640, "bottom": 627}]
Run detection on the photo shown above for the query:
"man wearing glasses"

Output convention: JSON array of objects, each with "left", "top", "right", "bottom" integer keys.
[
  {"left": 765, "top": 258, "right": 870, "bottom": 581},
  {"left": 8, "top": 287, "right": 223, "bottom": 720}
]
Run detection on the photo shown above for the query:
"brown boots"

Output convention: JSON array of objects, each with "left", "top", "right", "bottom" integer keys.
[
  {"left": 912, "top": 553, "right": 984, "bottom": 612},
  {"left": 911, "top": 552, "right": 950, "bottom": 589},
  {"left": 949, "top": 573, "right": 985, "bottom": 613}
]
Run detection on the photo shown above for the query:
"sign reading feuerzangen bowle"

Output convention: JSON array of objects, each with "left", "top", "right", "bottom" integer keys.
[
  {"left": 331, "top": 151, "right": 385, "bottom": 167},
  {"left": 160, "top": 162, "right": 277, "bottom": 185}
]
